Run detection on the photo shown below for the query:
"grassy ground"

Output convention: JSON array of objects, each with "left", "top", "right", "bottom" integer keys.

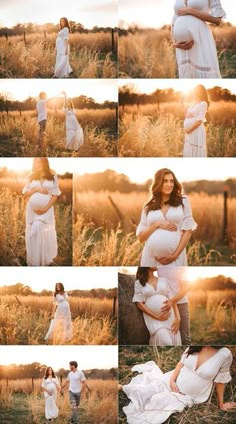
[{"left": 119, "top": 346, "right": 236, "bottom": 424}]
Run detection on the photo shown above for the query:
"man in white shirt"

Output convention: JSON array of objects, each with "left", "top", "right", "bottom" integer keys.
[
  {"left": 61, "top": 361, "right": 90, "bottom": 423},
  {"left": 158, "top": 266, "right": 191, "bottom": 345},
  {"left": 36, "top": 91, "right": 47, "bottom": 150}
]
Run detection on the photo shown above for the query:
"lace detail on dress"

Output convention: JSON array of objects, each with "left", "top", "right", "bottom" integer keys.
[{"left": 180, "top": 59, "right": 217, "bottom": 73}]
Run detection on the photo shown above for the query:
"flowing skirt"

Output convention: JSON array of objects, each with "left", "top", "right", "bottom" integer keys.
[
  {"left": 54, "top": 38, "right": 72, "bottom": 78},
  {"left": 26, "top": 220, "right": 57, "bottom": 266},
  {"left": 45, "top": 392, "right": 59, "bottom": 419},
  {"left": 183, "top": 124, "right": 207, "bottom": 157}
]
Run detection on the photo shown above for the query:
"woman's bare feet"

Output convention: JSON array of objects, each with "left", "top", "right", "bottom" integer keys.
[{"left": 118, "top": 384, "right": 123, "bottom": 391}]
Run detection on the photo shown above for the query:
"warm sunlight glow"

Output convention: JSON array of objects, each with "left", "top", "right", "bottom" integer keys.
[{"left": 186, "top": 267, "right": 236, "bottom": 282}]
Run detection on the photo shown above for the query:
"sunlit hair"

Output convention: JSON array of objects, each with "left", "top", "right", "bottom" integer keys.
[
  {"left": 136, "top": 267, "right": 152, "bottom": 287},
  {"left": 193, "top": 85, "right": 210, "bottom": 108},
  {"left": 66, "top": 98, "right": 74, "bottom": 110},
  {"left": 54, "top": 282, "right": 65, "bottom": 297},
  {"left": 44, "top": 367, "right": 56, "bottom": 379},
  {"left": 186, "top": 346, "right": 224, "bottom": 357},
  {"left": 60, "top": 17, "right": 70, "bottom": 32},
  {"left": 39, "top": 92, "right": 47, "bottom": 100},
  {"left": 144, "top": 168, "right": 183, "bottom": 214},
  {"left": 29, "top": 158, "right": 55, "bottom": 182}
]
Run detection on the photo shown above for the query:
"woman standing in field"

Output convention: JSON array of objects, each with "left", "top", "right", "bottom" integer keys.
[
  {"left": 172, "top": 0, "right": 226, "bottom": 78},
  {"left": 136, "top": 168, "right": 197, "bottom": 266},
  {"left": 62, "top": 92, "right": 84, "bottom": 151},
  {"left": 54, "top": 17, "right": 72, "bottom": 78},
  {"left": 133, "top": 267, "right": 182, "bottom": 346},
  {"left": 22, "top": 158, "right": 61, "bottom": 266},
  {"left": 183, "top": 85, "right": 209, "bottom": 157},
  {"left": 41, "top": 366, "right": 61, "bottom": 421},
  {"left": 45, "top": 282, "right": 73, "bottom": 343},
  {"left": 119, "top": 346, "right": 236, "bottom": 423}
]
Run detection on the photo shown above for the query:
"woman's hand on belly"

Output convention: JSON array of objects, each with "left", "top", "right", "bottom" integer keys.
[
  {"left": 155, "top": 253, "right": 177, "bottom": 265},
  {"left": 174, "top": 40, "right": 194, "bottom": 50},
  {"left": 37, "top": 187, "right": 49, "bottom": 195},
  {"left": 159, "top": 221, "right": 178, "bottom": 231},
  {"left": 169, "top": 379, "right": 180, "bottom": 393},
  {"left": 177, "top": 7, "right": 194, "bottom": 16},
  {"left": 33, "top": 207, "right": 48, "bottom": 215}
]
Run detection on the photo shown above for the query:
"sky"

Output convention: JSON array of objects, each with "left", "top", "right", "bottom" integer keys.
[
  {"left": 0, "top": 79, "right": 118, "bottom": 103},
  {"left": 0, "top": 346, "right": 118, "bottom": 370},
  {"left": 119, "top": 79, "right": 236, "bottom": 96},
  {"left": 119, "top": 0, "right": 236, "bottom": 28},
  {"left": 0, "top": 158, "right": 235, "bottom": 182},
  {"left": 119, "top": 266, "right": 236, "bottom": 282},
  {"left": 0, "top": 267, "right": 117, "bottom": 291},
  {"left": 0, "top": 0, "right": 117, "bottom": 28}
]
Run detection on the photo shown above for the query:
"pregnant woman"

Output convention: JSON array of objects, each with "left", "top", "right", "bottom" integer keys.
[
  {"left": 41, "top": 366, "right": 61, "bottom": 421},
  {"left": 62, "top": 92, "right": 84, "bottom": 151},
  {"left": 54, "top": 17, "right": 72, "bottom": 78},
  {"left": 133, "top": 267, "right": 181, "bottom": 346},
  {"left": 172, "top": 0, "right": 226, "bottom": 78},
  {"left": 183, "top": 84, "right": 209, "bottom": 157},
  {"left": 136, "top": 168, "right": 197, "bottom": 266},
  {"left": 22, "top": 158, "right": 61, "bottom": 266},
  {"left": 45, "top": 282, "right": 73, "bottom": 343},
  {"left": 120, "top": 346, "right": 236, "bottom": 423}
]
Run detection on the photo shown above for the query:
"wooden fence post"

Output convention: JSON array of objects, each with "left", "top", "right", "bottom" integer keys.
[
  {"left": 32, "top": 377, "right": 34, "bottom": 392},
  {"left": 5, "top": 33, "right": 8, "bottom": 42},
  {"left": 112, "top": 296, "right": 117, "bottom": 317},
  {"left": 223, "top": 185, "right": 229, "bottom": 245},
  {"left": 6, "top": 378, "right": 8, "bottom": 391},
  {"left": 111, "top": 28, "right": 115, "bottom": 54}
]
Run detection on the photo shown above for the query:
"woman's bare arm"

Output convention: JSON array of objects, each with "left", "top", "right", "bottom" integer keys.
[
  {"left": 171, "top": 303, "right": 181, "bottom": 334},
  {"left": 215, "top": 383, "right": 236, "bottom": 410},
  {"left": 169, "top": 361, "right": 184, "bottom": 392},
  {"left": 177, "top": 7, "right": 222, "bottom": 25},
  {"left": 136, "top": 302, "right": 170, "bottom": 321},
  {"left": 65, "top": 39, "right": 69, "bottom": 54}
]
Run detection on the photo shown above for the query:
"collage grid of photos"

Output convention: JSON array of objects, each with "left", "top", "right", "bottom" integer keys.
[{"left": 0, "top": 1, "right": 235, "bottom": 423}]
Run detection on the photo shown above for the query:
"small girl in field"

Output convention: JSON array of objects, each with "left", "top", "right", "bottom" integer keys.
[{"left": 62, "top": 92, "right": 84, "bottom": 151}]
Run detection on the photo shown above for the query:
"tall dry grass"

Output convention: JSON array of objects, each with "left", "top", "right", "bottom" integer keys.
[
  {"left": 119, "top": 102, "right": 236, "bottom": 157},
  {"left": 73, "top": 190, "right": 236, "bottom": 266},
  {"left": 119, "top": 26, "right": 236, "bottom": 78},
  {"left": 0, "top": 295, "right": 117, "bottom": 345},
  {"left": 0, "top": 32, "right": 117, "bottom": 78},
  {"left": 0, "top": 109, "right": 117, "bottom": 157}
]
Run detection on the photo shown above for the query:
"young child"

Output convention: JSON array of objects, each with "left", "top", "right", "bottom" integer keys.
[
  {"left": 36, "top": 92, "right": 48, "bottom": 150},
  {"left": 62, "top": 92, "right": 84, "bottom": 152}
]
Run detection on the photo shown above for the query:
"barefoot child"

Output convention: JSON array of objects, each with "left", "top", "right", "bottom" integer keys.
[{"left": 36, "top": 92, "right": 48, "bottom": 151}]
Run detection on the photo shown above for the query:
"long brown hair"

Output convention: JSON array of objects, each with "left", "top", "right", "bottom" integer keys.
[
  {"left": 54, "top": 282, "right": 65, "bottom": 297},
  {"left": 193, "top": 85, "right": 210, "bottom": 108},
  {"left": 29, "top": 158, "right": 55, "bottom": 182},
  {"left": 186, "top": 346, "right": 224, "bottom": 357},
  {"left": 60, "top": 17, "right": 70, "bottom": 32},
  {"left": 44, "top": 367, "right": 56, "bottom": 379},
  {"left": 144, "top": 168, "right": 183, "bottom": 214},
  {"left": 136, "top": 267, "right": 151, "bottom": 287}
]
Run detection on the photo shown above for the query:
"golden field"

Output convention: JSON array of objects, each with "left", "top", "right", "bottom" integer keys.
[
  {"left": 0, "top": 31, "right": 117, "bottom": 78},
  {"left": 119, "top": 101, "right": 236, "bottom": 157},
  {"left": 0, "top": 109, "right": 117, "bottom": 157},
  {"left": 73, "top": 190, "right": 236, "bottom": 266},
  {"left": 0, "top": 295, "right": 117, "bottom": 345},
  {"left": 0, "top": 378, "right": 117, "bottom": 423},
  {"left": 119, "top": 26, "right": 236, "bottom": 78}
]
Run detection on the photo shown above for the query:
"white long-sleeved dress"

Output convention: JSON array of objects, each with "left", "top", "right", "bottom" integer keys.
[
  {"left": 183, "top": 101, "right": 208, "bottom": 157},
  {"left": 41, "top": 376, "right": 59, "bottom": 420},
  {"left": 123, "top": 347, "right": 232, "bottom": 424},
  {"left": 133, "top": 278, "right": 182, "bottom": 346},
  {"left": 22, "top": 176, "right": 61, "bottom": 266},
  {"left": 136, "top": 196, "right": 197, "bottom": 266},
  {"left": 54, "top": 27, "right": 72, "bottom": 78},
  {"left": 64, "top": 108, "right": 84, "bottom": 151},
  {"left": 45, "top": 292, "right": 73, "bottom": 342},
  {"left": 172, "top": 0, "right": 226, "bottom": 78}
]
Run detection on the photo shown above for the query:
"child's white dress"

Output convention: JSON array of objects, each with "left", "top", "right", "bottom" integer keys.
[
  {"left": 54, "top": 27, "right": 72, "bottom": 78},
  {"left": 183, "top": 101, "right": 208, "bottom": 157},
  {"left": 64, "top": 108, "right": 84, "bottom": 151}
]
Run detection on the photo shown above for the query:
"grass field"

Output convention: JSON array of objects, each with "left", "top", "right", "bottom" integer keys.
[
  {"left": 0, "top": 109, "right": 118, "bottom": 157},
  {"left": 0, "top": 32, "right": 117, "bottom": 78},
  {"left": 0, "top": 378, "right": 117, "bottom": 423},
  {"left": 73, "top": 189, "right": 236, "bottom": 266},
  {"left": 0, "top": 177, "right": 72, "bottom": 266},
  {"left": 189, "top": 289, "right": 236, "bottom": 345},
  {"left": 119, "top": 346, "right": 236, "bottom": 424},
  {"left": 118, "top": 102, "right": 236, "bottom": 157},
  {"left": 0, "top": 294, "right": 117, "bottom": 345},
  {"left": 118, "top": 26, "right": 236, "bottom": 78}
]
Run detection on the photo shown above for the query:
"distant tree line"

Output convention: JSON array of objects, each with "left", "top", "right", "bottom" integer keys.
[
  {"left": 190, "top": 275, "right": 236, "bottom": 290},
  {"left": 0, "top": 22, "right": 117, "bottom": 36}
]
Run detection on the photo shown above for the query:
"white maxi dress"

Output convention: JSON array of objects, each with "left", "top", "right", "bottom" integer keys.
[
  {"left": 123, "top": 347, "right": 232, "bottom": 424},
  {"left": 41, "top": 376, "right": 59, "bottom": 420},
  {"left": 133, "top": 278, "right": 182, "bottom": 346},
  {"left": 136, "top": 196, "right": 197, "bottom": 266},
  {"left": 172, "top": 0, "right": 226, "bottom": 78},
  {"left": 54, "top": 27, "right": 72, "bottom": 78},
  {"left": 45, "top": 292, "right": 73, "bottom": 342},
  {"left": 22, "top": 176, "right": 61, "bottom": 266},
  {"left": 183, "top": 101, "right": 208, "bottom": 157},
  {"left": 64, "top": 108, "right": 84, "bottom": 151}
]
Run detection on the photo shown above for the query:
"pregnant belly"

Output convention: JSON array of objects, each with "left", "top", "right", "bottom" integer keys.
[
  {"left": 147, "top": 229, "right": 182, "bottom": 257},
  {"left": 173, "top": 16, "right": 197, "bottom": 42},
  {"left": 176, "top": 367, "right": 208, "bottom": 397},
  {"left": 29, "top": 193, "right": 51, "bottom": 210},
  {"left": 184, "top": 117, "right": 197, "bottom": 130},
  {"left": 145, "top": 294, "right": 168, "bottom": 315},
  {"left": 46, "top": 383, "right": 56, "bottom": 395}
]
